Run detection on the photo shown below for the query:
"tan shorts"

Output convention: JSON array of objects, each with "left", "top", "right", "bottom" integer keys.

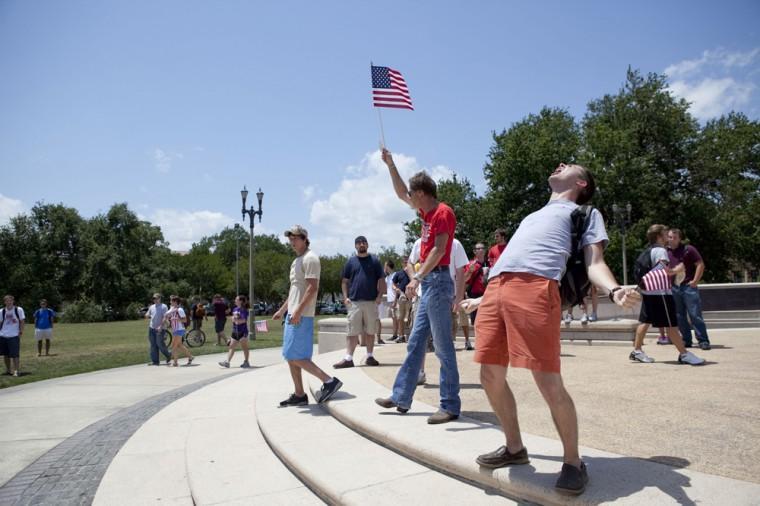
[
  {"left": 451, "top": 307, "right": 469, "bottom": 333},
  {"left": 474, "top": 272, "right": 561, "bottom": 373},
  {"left": 395, "top": 296, "right": 411, "bottom": 323},
  {"left": 347, "top": 300, "right": 378, "bottom": 336}
]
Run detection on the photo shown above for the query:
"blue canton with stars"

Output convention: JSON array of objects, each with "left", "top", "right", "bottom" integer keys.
[{"left": 371, "top": 66, "right": 391, "bottom": 88}]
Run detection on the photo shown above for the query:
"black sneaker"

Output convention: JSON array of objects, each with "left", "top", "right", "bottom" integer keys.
[
  {"left": 365, "top": 356, "right": 380, "bottom": 366},
  {"left": 699, "top": 342, "right": 712, "bottom": 350},
  {"left": 333, "top": 359, "right": 354, "bottom": 369},
  {"left": 279, "top": 393, "right": 308, "bottom": 407},
  {"left": 317, "top": 377, "right": 343, "bottom": 403},
  {"left": 476, "top": 445, "right": 530, "bottom": 468},
  {"left": 465, "top": 341, "right": 474, "bottom": 351},
  {"left": 555, "top": 462, "right": 589, "bottom": 495}
]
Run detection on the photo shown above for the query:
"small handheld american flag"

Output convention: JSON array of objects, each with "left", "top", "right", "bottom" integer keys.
[
  {"left": 254, "top": 320, "right": 269, "bottom": 333},
  {"left": 371, "top": 65, "right": 414, "bottom": 110},
  {"left": 641, "top": 265, "right": 672, "bottom": 292}
]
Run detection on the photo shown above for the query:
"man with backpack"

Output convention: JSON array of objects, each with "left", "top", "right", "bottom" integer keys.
[
  {"left": 460, "top": 163, "right": 639, "bottom": 495},
  {"left": 1, "top": 295, "right": 25, "bottom": 377},
  {"left": 630, "top": 225, "right": 706, "bottom": 365}
]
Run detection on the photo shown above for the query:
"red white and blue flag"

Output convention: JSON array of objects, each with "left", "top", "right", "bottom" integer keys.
[
  {"left": 641, "top": 265, "right": 672, "bottom": 292},
  {"left": 254, "top": 319, "right": 269, "bottom": 333},
  {"left": 371, "top": 65, "right": 414, "bottom": 110}
]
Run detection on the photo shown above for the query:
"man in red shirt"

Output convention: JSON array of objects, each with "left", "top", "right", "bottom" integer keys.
[
  {"left": 488, "top": 228, "right": 508, "bottom": 267},
  {"left": 375, "top": 148, "right": 462, "bottom": 425},
  {"left": 464, "top": 242, "right": 488, "bottom": 349}
]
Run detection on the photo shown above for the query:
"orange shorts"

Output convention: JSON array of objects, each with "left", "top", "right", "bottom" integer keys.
[{"left": 474, "top": 272, "right": 561, "bottom": 373}]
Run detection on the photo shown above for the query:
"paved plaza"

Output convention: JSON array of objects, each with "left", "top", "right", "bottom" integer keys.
[{"left": 0, "top": 329, "right": 757, "bottom": 505}]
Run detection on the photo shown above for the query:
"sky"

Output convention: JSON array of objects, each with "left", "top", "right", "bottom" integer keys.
[{"left": 1, "top": 1, "right": 759, "bottom": 255}]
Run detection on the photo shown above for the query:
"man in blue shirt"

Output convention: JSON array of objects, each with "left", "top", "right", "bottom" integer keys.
[
  {"left": 334, "top": 236, "right": 386, "bottom": 368},
  {"left": 33, "top": 299, "right": 56, "bottom": 357}
]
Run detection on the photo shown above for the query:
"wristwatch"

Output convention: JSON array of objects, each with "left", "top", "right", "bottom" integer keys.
[{"left": 608, "top": 286, "right": 622, "bottom": 302}]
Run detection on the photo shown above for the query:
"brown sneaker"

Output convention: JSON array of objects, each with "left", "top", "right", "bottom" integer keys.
[
  {"left": 427, "top": 409, "right": 458, "bottom": 424},
  {"left": 333, "top": 359, "right": 355, "bottom": 369},
  {"left": 555, "top": 461, "right": 588, "bottom": 495},
  {"left": 476, "top": 445, "right": 530, "bottom": 468},
  {"left": 375, "top": 397, "right": 408, "bottom": 413},
  {"left": 365, "top": 356, "right": 380, "bottom": 366}
]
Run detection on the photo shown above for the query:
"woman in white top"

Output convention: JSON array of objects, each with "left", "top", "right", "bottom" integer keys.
[{"left": 164, "top": 295, "right": 194, "bottom": 367}]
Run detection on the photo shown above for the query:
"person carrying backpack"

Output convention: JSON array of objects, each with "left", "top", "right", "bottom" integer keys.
[
  {"left": 460, "top": 163, "right": 639, "bottom": 495},
  {"left": 630, "top": 224, "right": 705, "bottom": 366},
  {"left": 1, "top": 295, "right": 25, "bottom": 377},
  {"left": 33, "top": 299, "right": 56, "bottom": 357}
]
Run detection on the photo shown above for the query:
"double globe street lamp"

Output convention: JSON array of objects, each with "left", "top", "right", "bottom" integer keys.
[{"left": 241, "top": 186, "right": 263, "bottom": 340}]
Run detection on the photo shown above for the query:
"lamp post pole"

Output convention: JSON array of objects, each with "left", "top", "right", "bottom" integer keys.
[
  {"left": 234, "top": 223, "right": 241, "bottom": 297},
  {"left": 241, "top": 187, "right": 264, "bottom": 340},
  {"left": 613, "top": 203, "right": 633, "bottom": 286}
]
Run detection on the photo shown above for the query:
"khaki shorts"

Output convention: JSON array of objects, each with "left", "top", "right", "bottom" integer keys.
[
  {"left": 347, "top": 300, "right": 378, "bottom": 336},
  {"left": 35, "top": 328, "right": 53, "bottom": 341},
  {"left": 451, "top": 307, "right": 469, "bottom": 334},
  {"left": 395, "top": 296, "right": 411, "bottom": 323},
  {"left": 474, "top": 272, "right": 561, "bottom": 373}
]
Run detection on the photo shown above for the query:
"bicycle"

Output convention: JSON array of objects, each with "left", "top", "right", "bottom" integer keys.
[{"left": 161, "top": 324, "right": 206, "bottom": 348}]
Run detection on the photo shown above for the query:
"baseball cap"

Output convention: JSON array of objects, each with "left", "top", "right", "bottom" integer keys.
[
  {"left": 354, "top": 235, "right": 368, "bottom": 244},
  {"left": 284, "top": 225, "right": 309, "bottom": 238}
]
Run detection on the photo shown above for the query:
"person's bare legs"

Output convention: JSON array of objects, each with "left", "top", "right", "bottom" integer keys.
[
  {"left": 226, "top": 339, "right": 239, "bottom": 362},
  {"left": 288, "top": 362, "right": 305, "bottom": 396},
  {"left": 241, "top": 338, "right": 250, "bottom": 362},
  {"left": 532, "top": 370, "right": 581, "bottom": 467},
  {"left": 3, "top": 356, "right": 10, "bottom": 374},
  {"left": 45, "top": 339, "right": 51, "bottom": 355},
  {"left": 292, "top": 359, "right": 330, "bottom": 383},
  {"left": 37, "top": 340, "right": 42, "bottom": 356},
  {"left": 634, "top": 323, "right": 650, "bottom": 350},
  {"left": 365, "top": 332, "right": 375, "bottom": 355},
  {"left": 346, "top": 335, "right": 359, "bottom": 356},
  {"left": 667, "top": 326, "right": 688, "bottom": 354},
  {"left": 480, "top": 364, "right": 524, "bottom": 453}
]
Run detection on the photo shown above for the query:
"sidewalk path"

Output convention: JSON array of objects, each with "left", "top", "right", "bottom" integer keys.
[{"left": 0, "top": 348, "right": 284, "bottom": 489}]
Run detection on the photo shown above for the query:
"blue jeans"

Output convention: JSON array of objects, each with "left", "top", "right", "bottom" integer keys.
[
  {"left": 148, "top": 328, "right": 172, "bottom": 364},
  {"left": 671, "top": 285, "right": 710, "bottom": 345},
  {"left": 391, "top": 269, "right": 461, "bottom": 415}
]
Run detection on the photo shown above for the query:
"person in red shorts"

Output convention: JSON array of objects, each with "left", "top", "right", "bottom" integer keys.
[{"left": 461, "top": 163, "right": 639, "bottom": 495}]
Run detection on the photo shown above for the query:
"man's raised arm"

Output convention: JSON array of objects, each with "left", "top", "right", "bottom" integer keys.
[{"left": 381, "top": 148, "right": 414, "bottom": 208}]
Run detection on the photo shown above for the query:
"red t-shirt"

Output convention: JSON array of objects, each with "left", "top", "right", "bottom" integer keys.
[
  {"left": 465, "top": 259, "right": 486, "bottom": 295},
  {"left": 419, "top": 203, "right": 456, "bottom": 267},
  {"left": 488, "top": 243, "right": 507, "bottom": 267}
]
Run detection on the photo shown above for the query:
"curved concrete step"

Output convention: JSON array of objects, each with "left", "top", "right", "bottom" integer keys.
[
  {"left": 307, "top": 350, "right": 760, "bottom": 506},
  {"left": 255, "top": 363, "right": 517, "bottom": 505},
  {"left": 94, "top": 365, "right": 321, "bottom": 505}
]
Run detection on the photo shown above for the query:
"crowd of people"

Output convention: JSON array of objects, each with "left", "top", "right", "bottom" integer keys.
[{"left": 1, "top": 149, "right": 718, "bottom": 497}]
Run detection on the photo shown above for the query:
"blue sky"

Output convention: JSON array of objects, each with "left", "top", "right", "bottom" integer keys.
[{"left": 1, "top": 1, "right": 758, "bottom": 254}]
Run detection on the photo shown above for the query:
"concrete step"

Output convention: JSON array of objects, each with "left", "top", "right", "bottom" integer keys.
[
  {"left": 256, "top": 364, "right": 517, "bottom": 505},
  {"left": 308, "top": 350, "right": 760, "bottom": 505},
  {"left": 703, "top": 310, "right": 760, "bottom": 320},
  {"left": 94, "top": 367, "right": 321, "bottom": 505}
]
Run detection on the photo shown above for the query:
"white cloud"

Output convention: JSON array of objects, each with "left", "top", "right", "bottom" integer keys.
[
  {"left": 301, "top": 185, "right": 317, "bottom": 202},
  {"left": 669, "top": 78, "right": 754, "bottom": 120},
  {"left": 665, "top": 47, "right": 759, "bottom": 121},
  {"left": 146, "top": 208, "right": 259, "bottom": 251},
  {"left": 308, "top": 150, "right": 453, "bottom": 255},
  {"left": 0, "top": 194, "right": 26, "bottom": 225},
  {"left": 152, "top": 148, "right": 184, "bottom": 173}
]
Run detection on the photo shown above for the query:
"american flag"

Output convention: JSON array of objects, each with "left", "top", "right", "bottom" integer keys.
[
  {"left": 254, "top": 319, "right": 269, "bottom": 333},
  {"left": 371, "top": 65, "right": 413, "bottom": 110},
  {"left": 641, "top": 265, "right": 672, "bottom": 292}
]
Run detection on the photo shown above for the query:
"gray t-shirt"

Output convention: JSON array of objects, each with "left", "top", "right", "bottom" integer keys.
[
  {"left": 490, "top": 199, "right": 609, "bottom": 281},
  {"left": 147, "top": 303, "right": 168, "bottom": 330}
]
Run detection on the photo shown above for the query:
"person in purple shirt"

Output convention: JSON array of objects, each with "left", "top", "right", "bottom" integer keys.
[{"left": 668, "top": 228, "right": 711, "bottom": 350}]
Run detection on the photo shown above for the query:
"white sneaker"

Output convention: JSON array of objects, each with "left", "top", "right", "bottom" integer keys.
[
  {"left": 580, "top": 313, "right": 589, "bottom": 324},
  {"left": 417, "top": 371, "right": 426, "bottom": 385},
  {"left": 678, "top": 351, "right": 706, "bottom": 366},
  {"left": 563, "top": 313, "right": 573, "bottom": 324},
  {"left": 588, "top": 312, "right": 598, "bottom": 322},
  {"left": 629, "top": 350, "right": 655, "bottom": 363}
]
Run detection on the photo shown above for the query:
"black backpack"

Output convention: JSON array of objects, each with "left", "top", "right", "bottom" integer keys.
[
  {"left": 0, "top": 307, "right": 22, "bottom": 331},
  {"left": 632, "top": 246, "right": 654, "bottom": 286},
  {"left": 559, "top": 205, "right": 593, "bottom": 309}
]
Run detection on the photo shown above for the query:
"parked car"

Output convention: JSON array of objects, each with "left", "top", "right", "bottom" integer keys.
[
  {"left": 317, "top": 302, "right": 335, "bottom": 315},
  {"left": 334, "top": 302, "right": 347, "bottom": 315}
]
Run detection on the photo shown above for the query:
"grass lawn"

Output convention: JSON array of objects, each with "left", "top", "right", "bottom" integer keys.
[{"left": 1, "top": 316, "right": 335, "bottom": 389}]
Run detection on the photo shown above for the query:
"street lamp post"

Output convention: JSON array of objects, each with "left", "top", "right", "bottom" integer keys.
[
  {"left": 234, "top": 223, "right": 241, "bottom": 297},
  {"left": 241, "top": 186, "right": 264, "bottom": 340},
  {"left": 612, "top": 203, "right": 633, "bottom": 286}
]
